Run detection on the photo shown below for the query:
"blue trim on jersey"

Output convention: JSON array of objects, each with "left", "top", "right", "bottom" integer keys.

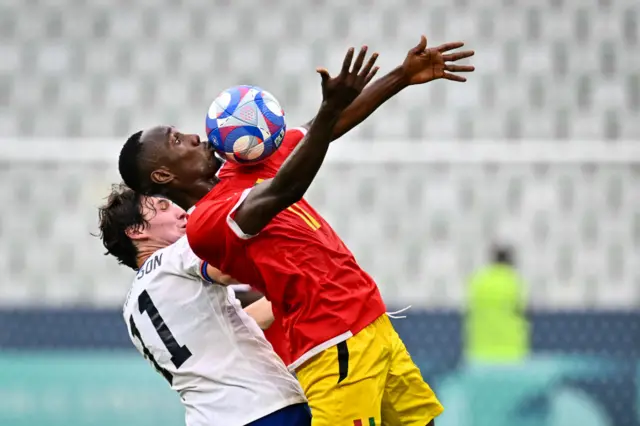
[
  {"left": 200, "top": 262, "right": 214, "bottom": 283},
  {"left": 247, "top": 403, "right": 311, "bottom": 426}
]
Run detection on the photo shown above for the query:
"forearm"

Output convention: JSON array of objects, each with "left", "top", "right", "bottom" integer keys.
[
  {"left": 205, "top": 264, "right": 239, "bottom": 285},
  {"left": 232, "top": 104, "right": 341, "bottom": 235},
  {"left": 330, "top": 67, "right": 408, "bottom": 140},
  {"left": 243, "top": 297, "right": 274, "bottom": 330},
  {"left": 270, "top": 105, "right": 340, "bottom": 203},
  {"left": 233, "top": 47, "right": 376, "bottom": 234}
]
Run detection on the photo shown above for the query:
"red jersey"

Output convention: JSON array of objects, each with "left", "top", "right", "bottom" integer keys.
[
  {"left": 187, "top": 128, "right": 387, "bottom": 369},
  {"left": 262, "top": 305, "right": 292, "bottom": 366}
]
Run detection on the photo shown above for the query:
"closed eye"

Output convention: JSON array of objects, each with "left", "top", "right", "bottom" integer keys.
[{"left": 157, "top": 199, "right": 170, "bottom": 211}]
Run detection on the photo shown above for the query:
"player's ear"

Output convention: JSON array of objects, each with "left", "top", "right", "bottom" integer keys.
[
  {"left": 150, "top": 167, "right": 174, "bottom": 185},
  {"left": 125, "top": 225, "right": 145, "bottom": 240}
]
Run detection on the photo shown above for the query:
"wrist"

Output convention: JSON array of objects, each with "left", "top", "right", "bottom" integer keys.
[
  {"left": 316, "top": 101, "right": 345, "bottom": 120},
  {"left": 390, "top": 65, "right": 412, "bottom": 88}
]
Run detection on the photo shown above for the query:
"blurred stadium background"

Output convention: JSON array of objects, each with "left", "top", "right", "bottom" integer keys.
[{"left": 1, "top": 0, "right": 639, "bottom": 425}]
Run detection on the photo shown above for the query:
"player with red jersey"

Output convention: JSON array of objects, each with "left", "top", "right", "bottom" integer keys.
[
  {"left": 118, "top": 38, "right": 474, "bottom": 425},
  {"left": 189, "top": 124, "right": 433, "bottom": 426},
  {"left": 197, "top": 124, "right": 388, "bottom": 366}
]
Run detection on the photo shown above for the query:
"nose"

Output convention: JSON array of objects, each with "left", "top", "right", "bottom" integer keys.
[
  {"left": 188, "top": 133, "right": 201, "bottom": 146},
  {"left": 178, "top": 210, "right": 188, "bottom": 222}
]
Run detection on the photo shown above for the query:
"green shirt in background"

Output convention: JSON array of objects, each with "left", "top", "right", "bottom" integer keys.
[{"left": 465, "top": 263, "right": 530, "bottom": 363}]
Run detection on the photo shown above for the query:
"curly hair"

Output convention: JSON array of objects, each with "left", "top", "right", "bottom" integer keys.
[{"left": 97, "top": 183, "right": 155, "bottom": 270}]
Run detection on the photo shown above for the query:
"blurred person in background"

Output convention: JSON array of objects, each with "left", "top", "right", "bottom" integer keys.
[
  {"left": 97, "top": 186, "right": 311, "bottom": 426},
  {"left": 464, "top": 244, "right": 530, "bottom": 364}
]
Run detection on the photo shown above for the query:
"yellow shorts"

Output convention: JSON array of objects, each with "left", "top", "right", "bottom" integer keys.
[{"left": 295, "top": 314, "right": 444, "bottom": 426}]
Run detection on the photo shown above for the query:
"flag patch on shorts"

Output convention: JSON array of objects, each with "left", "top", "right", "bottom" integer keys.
[{"left": 353, "top": 418, "right": 375, "bottom": 426}]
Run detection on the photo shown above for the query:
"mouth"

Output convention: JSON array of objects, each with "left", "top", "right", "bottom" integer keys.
[
  {"left": 200, "top": 141, "right": 222, "bottom": 183},
  {"left": 201, "top": 139, "right": 212, "bottom": 154},
  {"left": 201, "top": 141, "right": 215, "bottom": 162}
]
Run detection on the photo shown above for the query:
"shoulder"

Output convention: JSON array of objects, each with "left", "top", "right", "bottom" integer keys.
[
  {"left": 124, "top": 246, "right": 180, "bottom": 306},
  {"left": 186, "top": 191, "right": 249, "bottom": 256},
  {"left": 188, "top": 193, "right": 244, "bottom": 231},
  {"left": 278, "top": 127, "right": 308, "bottom": 152}
]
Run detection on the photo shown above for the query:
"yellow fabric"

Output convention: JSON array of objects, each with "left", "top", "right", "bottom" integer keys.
[
  {"left": 465, "top": 264, "right": 530, "bottom": 362},
  {"left": 295, "top": 315, "right": 444, "bottom": 426}
]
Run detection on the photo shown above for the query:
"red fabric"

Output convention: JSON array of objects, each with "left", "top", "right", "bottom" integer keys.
[
  {"left": 262, "top": 307, "right": 292, "bottom": 366},
  {"left": 187, "top": 129, "right": 386, "bottom": 365}
]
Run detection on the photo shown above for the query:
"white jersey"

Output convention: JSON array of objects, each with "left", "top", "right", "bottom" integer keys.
[{"left": 122, "top": 236, "right": 306, "bottom": 426}]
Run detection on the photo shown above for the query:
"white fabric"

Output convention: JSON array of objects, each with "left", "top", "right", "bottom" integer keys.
[
  {"left": 122, "top": 236, "right": 306, "bottom": 426},
  {"left": 229, "top": 284, "right": 252, "bottom": 292},
  {"left": 226, "top": 188, "right": 256, "bottom": 239}
]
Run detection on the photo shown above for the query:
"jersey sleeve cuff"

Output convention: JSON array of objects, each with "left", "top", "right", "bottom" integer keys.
[
  {"left": 292, "top": 126, "right": 308, "bottom": 136},
  {"left": 226, "top": 188, "right": 258, "bottom": 240},
  {"left": 200, "top": 261, "right": 215, "bottom": 283}
]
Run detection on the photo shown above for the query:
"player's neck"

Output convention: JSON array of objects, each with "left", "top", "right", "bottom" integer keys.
[
  {"left": 170, "top": 178, "right": 218, "bottom": 211},
  {"left": 135, "top": 243, "right": 165, "bottom": 268}
]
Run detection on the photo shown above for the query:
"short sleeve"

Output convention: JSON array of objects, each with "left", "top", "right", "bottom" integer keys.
[
  {"left": 186, "top": 190, "right": 252, "bottom": 268},
  {"left": 174, "top": 236, "right": 214, "bottom": 283}
]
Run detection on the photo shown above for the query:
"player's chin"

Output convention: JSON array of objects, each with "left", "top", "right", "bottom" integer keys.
[{"left": 203, "top": 164, "right": 220, "bottom": 184}]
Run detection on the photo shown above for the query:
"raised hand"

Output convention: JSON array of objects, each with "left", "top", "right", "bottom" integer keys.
[
  {"left": 401, "top": 35, "right": 475, "bottom": 85},
  {"left": 316, "top": 46, "right": 380, "bottom": 111}
]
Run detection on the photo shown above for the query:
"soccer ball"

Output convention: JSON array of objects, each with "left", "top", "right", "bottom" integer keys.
[{"left": 205, "top": 85, "right": 287, "bottom": 164}]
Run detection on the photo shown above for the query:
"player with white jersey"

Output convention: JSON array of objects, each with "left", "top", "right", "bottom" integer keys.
[{"left": 97, "top": 184, "right": 310, "bottom": 426}]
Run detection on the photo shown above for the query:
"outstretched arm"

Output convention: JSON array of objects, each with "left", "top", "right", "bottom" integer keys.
[
  {"left": 233, "top": 47, "right": 379, "bottom": 236},
  {"left": 304, "top": 35, "right": 475, "bottom": 140},
  {"left": 327, "top": 66, "right": 405, "bottom": 139}
]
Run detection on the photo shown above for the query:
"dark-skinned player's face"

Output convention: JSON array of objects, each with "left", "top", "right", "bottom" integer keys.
[{"left": 141, "top": 125, "right": 222, "bottom": 190}]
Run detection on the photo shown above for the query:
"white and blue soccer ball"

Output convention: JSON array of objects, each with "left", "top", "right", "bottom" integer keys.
[{"left": 206, "top": 85, "right": 286, "bottom": 164}]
